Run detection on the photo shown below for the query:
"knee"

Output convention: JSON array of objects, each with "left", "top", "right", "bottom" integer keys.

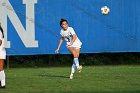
[
  {"left": 0, "top": 65, "right": 4, "bottom": 71},
  {"left": 0, "top": 61, "right": 4, "bottom": 71},
  {"left": 0, "top": 68, "right": 4, "bottom": 71},
  {"left": 73, "top": 53, "right": 79, "bottom": 58}
]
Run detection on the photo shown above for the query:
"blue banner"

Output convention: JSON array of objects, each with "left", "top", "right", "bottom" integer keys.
[{"left": 0, "top": 0, "right": 140, "bottom": 55}]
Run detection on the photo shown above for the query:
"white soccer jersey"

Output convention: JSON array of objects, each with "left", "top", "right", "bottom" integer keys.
[
  {"left": 0, "top": 30, "right": 6, "bottom": 59},
  {"left": 60, "top": 27, "right": 82, "bottom": 48}
]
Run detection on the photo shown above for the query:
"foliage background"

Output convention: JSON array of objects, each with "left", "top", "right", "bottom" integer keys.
[{"left": 6, "top": 53, "right": 140, "bottom": 68}]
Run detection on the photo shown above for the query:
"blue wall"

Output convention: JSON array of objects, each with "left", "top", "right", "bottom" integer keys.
[{"left": 2, "top": 0, "right": 140, "bottom": 55}]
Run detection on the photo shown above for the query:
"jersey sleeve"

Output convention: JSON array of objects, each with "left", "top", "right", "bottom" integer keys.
[{"left": 70, "top": 27, "right": 76, "bottom": 35}]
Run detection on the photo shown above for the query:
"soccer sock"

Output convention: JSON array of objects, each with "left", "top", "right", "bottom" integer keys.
[
  {"left": 71, "top": 64, "right": 76, "bottom": 74},
  {"left": 0, "top": 70, "right": 5, "bottom": 87},
  {"left": 74, "top": 58, "right": 80, "bottom": 69}
]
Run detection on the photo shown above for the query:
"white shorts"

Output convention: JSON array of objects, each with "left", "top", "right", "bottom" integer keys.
[
  {"left": 67, "top": 42, "right": 82, "bottom": 49},
  {"left": 0, "top": 50, "right": 6, "bottom": 59}
]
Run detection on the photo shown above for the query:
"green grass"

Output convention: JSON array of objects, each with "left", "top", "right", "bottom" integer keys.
[{"left": 1, "top": 65, "right": 140, "bottom": 93}]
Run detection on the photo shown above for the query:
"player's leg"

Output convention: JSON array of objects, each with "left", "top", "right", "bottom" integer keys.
[
  {"left": 73, "top": 48, "right": 82, "bottom": 72},
  {"left": 69, "top": 47, "right": 81, "bottom": 69},
  {"left": 69, "top": 47, "right": 79, "bottom": 58},
  {"left": 70, "top": 61, "right": 76, "bottom": 79},
  {"left": 0, "top": 59, "right": 5, "bottom": 88},
  {"left": 68, "top": 47, "right": 76, "bottom": 79},
  {"left": 69, "top": 47, "right": 82, "bottom": 79},
  {"left": 0, "top": 59, "right": 4, "bottom": 71}
]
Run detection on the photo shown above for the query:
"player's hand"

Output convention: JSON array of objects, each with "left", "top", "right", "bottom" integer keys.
[
  {"left": 55, "top": 49, "right": 59, "bottom": 54},
  {"left": 66, "top": 42, "right": 72, "bottom": 47},
  {"left": 66, "top": 44, "right": 71, "bottom": 47}
]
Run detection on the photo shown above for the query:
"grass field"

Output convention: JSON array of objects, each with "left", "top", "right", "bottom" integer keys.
[{"left": 1, "top": 65, "right": 140, "bottom": 93}]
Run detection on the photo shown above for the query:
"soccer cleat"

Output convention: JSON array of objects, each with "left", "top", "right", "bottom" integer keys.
[
  {"left": 0, "top": 81, "right": 6, "bottom": 89},
  {"left": 78, "top": 65, "right": 82, "bottom": 73},
  {"left": 0, "top": 86, "right": 5, "bottom": 88},
  {"left": 70, "top": 74, "right": 74, "bottom": 79}
]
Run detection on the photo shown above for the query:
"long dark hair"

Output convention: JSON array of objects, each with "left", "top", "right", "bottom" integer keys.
[{"left": 0, "top": 25, "right": 4, "bottom": 38}]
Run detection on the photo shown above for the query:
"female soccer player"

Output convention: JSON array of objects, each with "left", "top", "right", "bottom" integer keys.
[
  {"left": 55, "top": 18, "right": 82, "bottom": 79},
  {"left": 0, "top": 25, "right": 6, "bottom": 88}
]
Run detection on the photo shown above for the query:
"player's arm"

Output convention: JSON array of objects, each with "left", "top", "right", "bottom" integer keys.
[
  {"left": 70, "top": 34, "right": 77, "bottom": 45},
  {"left": 55, "top": 37, "right": 64, "bottom": 53},
  {"left": 67, "top": 34, "right": 77, "bottom": 47},
  {"left": 68, "top": 27, "right": 77, "bottom": 45}
]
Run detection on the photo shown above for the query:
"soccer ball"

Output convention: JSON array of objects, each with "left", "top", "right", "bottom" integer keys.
[{"left": 101, "top": 6, "right": 110, "bottom": 15}]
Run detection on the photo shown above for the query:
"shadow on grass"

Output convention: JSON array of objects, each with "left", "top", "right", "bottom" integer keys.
[{"left": 37, "top": 74, "right": 69, "bottom": 79}]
